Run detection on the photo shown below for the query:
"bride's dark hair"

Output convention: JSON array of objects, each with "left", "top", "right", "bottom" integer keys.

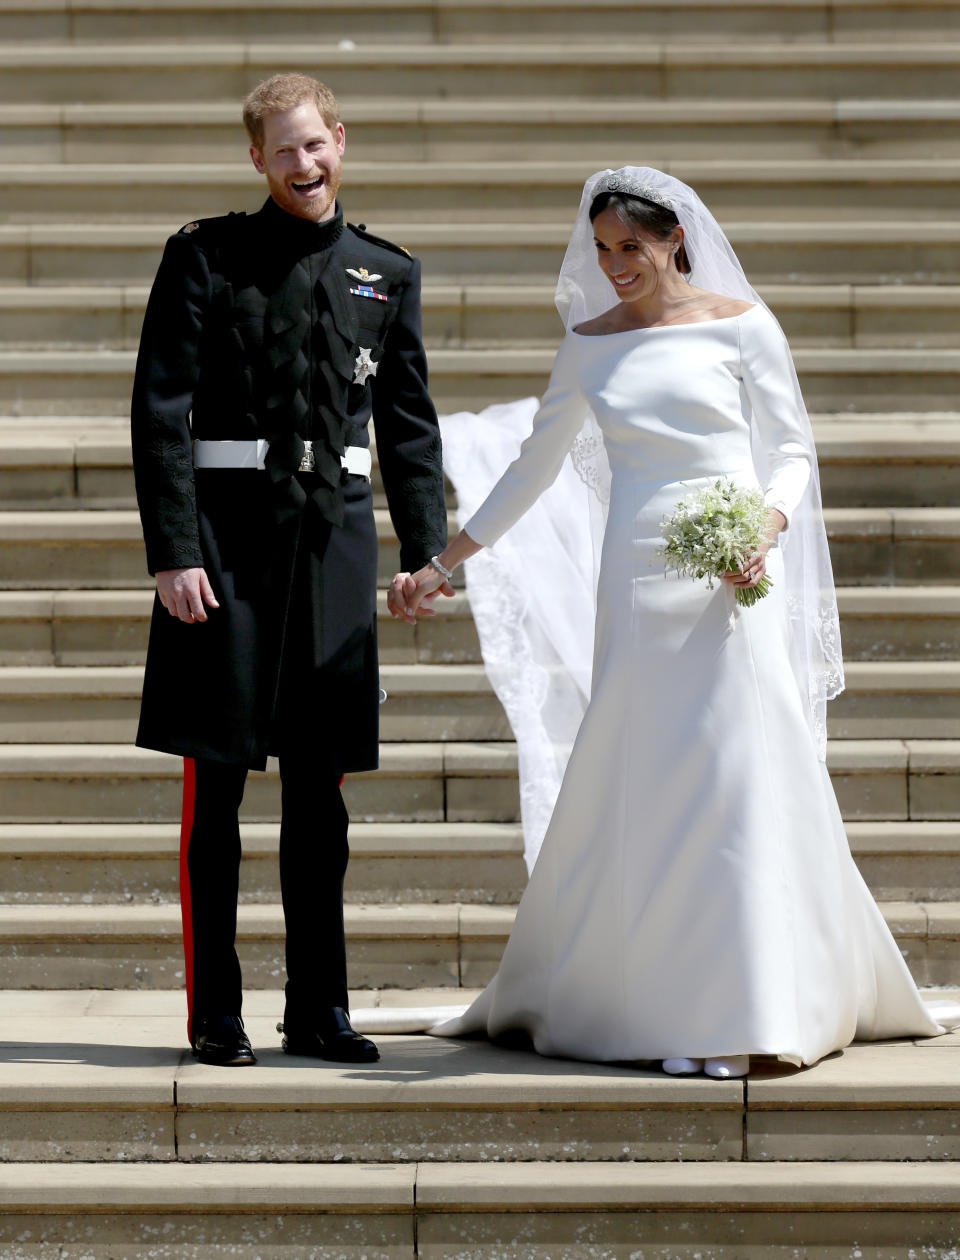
[{"left": 589, "top": 191, "right": 692, "bottom": 276}]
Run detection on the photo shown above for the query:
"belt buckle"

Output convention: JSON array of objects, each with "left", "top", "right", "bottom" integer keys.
[{"left": 298, "top": 440, "right": 315, "bottom": 473}]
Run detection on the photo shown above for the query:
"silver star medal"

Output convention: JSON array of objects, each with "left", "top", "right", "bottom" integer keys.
[
  {"left": 346, "top": 267, "right": 382, "bottom": 282},
  {"left": 354, "top": 347, "right": 379, "bottom": 385}
]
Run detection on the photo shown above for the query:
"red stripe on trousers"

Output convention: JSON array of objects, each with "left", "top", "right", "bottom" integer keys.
[{"left": 180, "top": 757, "right": 196, "bottom": 1045}]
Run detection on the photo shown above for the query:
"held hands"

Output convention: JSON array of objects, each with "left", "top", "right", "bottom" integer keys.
[
  {"left": 387, "top": 532, "right": 480, "bottom": 624},
  {"left": 723, "top": 508, "right": 786, "bottom": 591},
  {"left": 156, "top": 566, "right": 220, "bottom": 623},
  {"left": 387, "top": 564, "right": 455, "bottom": 626}
]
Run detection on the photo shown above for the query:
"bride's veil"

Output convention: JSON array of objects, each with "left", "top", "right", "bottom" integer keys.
[{"left": 440, "top": 165, "right": 844, "bottom": 872}]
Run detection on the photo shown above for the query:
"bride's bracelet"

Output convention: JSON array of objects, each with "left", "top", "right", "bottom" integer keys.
[{"left": 430, "top": 555, "right": 455, "bottom": 582}]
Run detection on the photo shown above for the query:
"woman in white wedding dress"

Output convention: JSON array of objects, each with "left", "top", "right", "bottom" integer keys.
[{"left": 385, "top": 167, "right": 960, "bottom": 1078}]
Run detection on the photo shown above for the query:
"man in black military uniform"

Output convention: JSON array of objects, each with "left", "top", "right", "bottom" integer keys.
[{"left": 131, "top": 72, "right": 449, "bottom": 1065}]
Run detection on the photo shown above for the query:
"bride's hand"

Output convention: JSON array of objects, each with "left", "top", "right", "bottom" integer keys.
[
  {"left": 723, "top": 508, "right": 786, "bottom": 589},
  {"left": 724, "top": 548, "right": 768, "bottom": 589},
  {"left": 387, "top": 565, "right": 454, "bottom": 625}
]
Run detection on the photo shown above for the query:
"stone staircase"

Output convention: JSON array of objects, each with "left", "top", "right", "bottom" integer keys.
[{"left": 2, "top": 0, "right": 960, "bottom": 1255}]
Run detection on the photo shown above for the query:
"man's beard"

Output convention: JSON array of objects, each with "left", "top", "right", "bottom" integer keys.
[{"left": 294, "top": 163, "right": 341, "bottom": 222}]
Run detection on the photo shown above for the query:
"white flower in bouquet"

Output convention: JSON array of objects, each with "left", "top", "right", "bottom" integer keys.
[{"left": 657, "top": 477, "right": 773, "bottom": 608}]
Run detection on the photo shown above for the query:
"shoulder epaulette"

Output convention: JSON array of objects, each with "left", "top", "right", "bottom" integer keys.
[
  {"left": 347, "top": 221, "right": 413, "bottom": 261},
  {"left": 177, "top": 210, "right": 247, "bottom": 239}
]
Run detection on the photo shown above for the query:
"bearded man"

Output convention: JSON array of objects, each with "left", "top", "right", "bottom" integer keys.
[{"left": 131, "top": 72, "right": 448, "bottom": 1065}]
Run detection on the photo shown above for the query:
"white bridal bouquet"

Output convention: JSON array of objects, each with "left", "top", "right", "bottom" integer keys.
[{"left": 657, "top": 477, "right": 773, "bottom": 608}]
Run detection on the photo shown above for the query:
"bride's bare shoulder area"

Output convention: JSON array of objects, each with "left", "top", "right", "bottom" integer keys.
[
  {"left": 700, "top": 295, "right": 756, "bottom": 318},
  {"left": 725, "top": 298, "right": 757, "bottom": 316},
  {"left": 571, "top": 312, "right": 620, "bottom": 336}
]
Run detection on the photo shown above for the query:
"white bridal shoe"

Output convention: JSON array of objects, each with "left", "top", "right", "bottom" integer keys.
[
  {"left": 661, "top": 1055, "right": 751, "bottom": 1077},
  {"left": 662, "top": 1057, "right": 704, "bottom": 1075},
  {"left": 705, "top": 1055, "right": 750, "bottom": 1078}
]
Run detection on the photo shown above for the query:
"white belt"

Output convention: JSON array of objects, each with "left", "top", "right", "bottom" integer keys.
[{"left": 193, "top": 439, "right": 372, "bottom": 479}]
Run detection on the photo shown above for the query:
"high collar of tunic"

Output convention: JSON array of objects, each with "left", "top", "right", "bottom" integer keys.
[{"left": 260, "top": 196, "right": 345, "bottom": 255}]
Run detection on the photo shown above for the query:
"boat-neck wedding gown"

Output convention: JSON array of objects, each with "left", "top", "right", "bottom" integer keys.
[{"left": 419, "top": 303, "right": 959, "bottom": 1068}]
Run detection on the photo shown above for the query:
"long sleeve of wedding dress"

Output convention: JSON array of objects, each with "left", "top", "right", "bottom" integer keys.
[{"left": 737, "top": 307, "right": 812, "bottom": 526}]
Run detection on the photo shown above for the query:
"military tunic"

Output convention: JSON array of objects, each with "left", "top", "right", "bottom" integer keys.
[{"left": 132, "top": 197, "right": 447, "bottom": 773}]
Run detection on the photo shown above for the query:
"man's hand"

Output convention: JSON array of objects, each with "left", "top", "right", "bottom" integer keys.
[
  {"left": 387, "top": 565, "right": 454, "bottom": 625},
  {"left": 156, "top": 567, "right": 220, "bottom": 623}
]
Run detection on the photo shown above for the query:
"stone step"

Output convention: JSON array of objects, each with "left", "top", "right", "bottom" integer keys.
[
  {"left": 5, "top": 218, "right": 957, "bottom": 287},
  {"left": 837, "top": 586, "right": 960, "bottom": 660},
  {"left": 815, "top": 420, "right": 960, "bottom": 507},
  {"left": 3, "top": 345, "right": 960, "bottom": 415},
  {"left": 2, "top": 506, "right": 958, "bottom": 587},
  {"left": 4, "top": 1155, "right": 960, "bottom": 1260},
  {"left": 5, "top": 0, "right": 959, "bottom": 44},
  {"left": 2, "top": 817, "right": 957, "bottom": 907},
  {"left": 0, "top": 741, "right": 522, "bottom": 824},
  {"left": 0, "top": 895, "right": 953, "bottom": 990},
  {"left": 0, "top": 588, "right": 480, "bottom": 666},
  {"left": 0, "top": 901, "right": 491, "bottom": 990},
  {"left": 828, "top": 662, "right": 960, "bottom": 739},
  {"left": 825, "top": 507, "right": 960, "bottom": 585},
  {"left": 827, "top": 740, "right": 960, "bottom": 823},
  {"left": 331, "top": 1160, "right": 960, "bottom": 1252},
  {"left": 5, "top": 987, "right": 957, "bottom": 1164},
  {"left": 6, "top": 585, "right": 960, "bottom": 669},
  {"left": 0, "top": 660, "right": 956, "bottom": 743},
  {"left": 0, "top": 1160, "right": 417, "bottom": 1252},
  {"left": 0, "top": 506, "right": 465, "bottom": 588},
  {"left": 0, "top": 663, "right": 514, "bottom": 744},
  {"left": 3, "top": 414, "right": 960, "bottom": 510},
  {"left": 3, "top": 158, "right": 960, "bottom": 224},
  {"left": 10, "top": 98, "right": 960, "bottom": 164},
  {"left": 4, "top": 986, "right": 960, "bottom": 1166},
  {"left": 4, "top": 1159, "right": 960, "bottom": 1254},
  {"left": 0, "top": 738, "right": 954, "bottom": 826},
  {"left": 2, "top": 281, "right": 959, "bottom": 351},
  {"left": 5, "top": 987, "right": 960, "bottom": 1139},
  {"left": 848, "top": 821, "right": 960, "bottom": 902},
  {"left": 5, "top": 41, "right": 960, "bottom": 105},
  {"left": 0, "top": 819, "right": 527, "bottom": 906}
]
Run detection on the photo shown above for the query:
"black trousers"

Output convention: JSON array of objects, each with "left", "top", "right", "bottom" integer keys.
[{"left": 180, "top": 754, "right": 349, "bottom": 1042}]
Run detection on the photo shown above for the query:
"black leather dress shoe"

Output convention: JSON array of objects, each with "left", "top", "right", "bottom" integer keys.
[
  {"left": 191, "top": 1014, "right": 256, "bottom": 1066},
  {"left": 278, "top": 1006, "right": 380, "bottom": 1063}
]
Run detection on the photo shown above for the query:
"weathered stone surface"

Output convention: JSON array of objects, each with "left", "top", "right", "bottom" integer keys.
[
  {"left": 0, "top": 903, "right": 465, "bottom": 990},
  {"left": 0, "top": 1162, "right": 416, "bottom": 1256},
  {"left": 747, "top": 1044, "right": 960, "bottom": 1160},
  {"left": 175, "top": 1032, "right": 741, "bottom": 1164},
  {"left": 417, "top": 1206, "right": 960, "bottom": 1258},
  {"left": 0, "top": 820, "right": 528, "bottom": 905}
]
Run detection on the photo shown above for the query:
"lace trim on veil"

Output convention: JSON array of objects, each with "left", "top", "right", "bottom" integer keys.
[{"left": 440, "top": 400, "right": 594, "bottom": 872}]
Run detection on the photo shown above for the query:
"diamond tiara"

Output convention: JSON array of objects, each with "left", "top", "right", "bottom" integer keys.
[{"left": 593, "top": 173, "right": 675, "bottom": 212}]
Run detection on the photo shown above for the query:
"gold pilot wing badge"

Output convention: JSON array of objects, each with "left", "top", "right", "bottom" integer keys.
[{"left": 347, "top": 266, "right": 389, "bottom": 303}]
